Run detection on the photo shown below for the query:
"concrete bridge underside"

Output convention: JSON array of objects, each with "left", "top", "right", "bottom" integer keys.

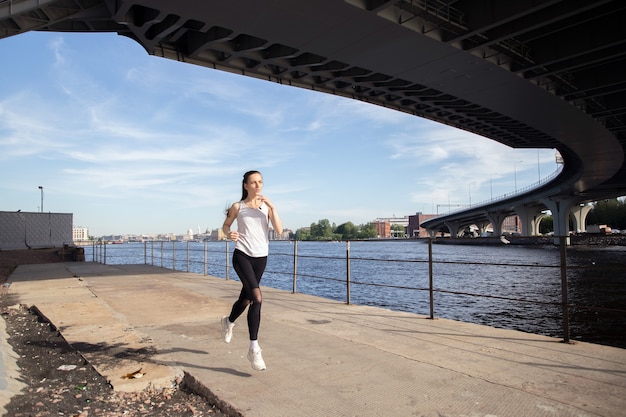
[{"left": 1, "top": 0, "right": 625, "bottom": 241}]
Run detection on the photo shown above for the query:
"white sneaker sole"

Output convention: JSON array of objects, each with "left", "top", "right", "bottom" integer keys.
[{"left": 247, "top": 349, "right": 266, "bottom": 371}]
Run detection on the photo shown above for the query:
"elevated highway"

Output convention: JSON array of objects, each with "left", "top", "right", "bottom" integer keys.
[{"left": 2, "top": 0, "right": 625, "bottom": 239}]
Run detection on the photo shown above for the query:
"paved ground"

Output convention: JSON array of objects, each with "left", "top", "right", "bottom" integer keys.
[{"left": 2, "top": 262, "right": 625, "bottom": 417}]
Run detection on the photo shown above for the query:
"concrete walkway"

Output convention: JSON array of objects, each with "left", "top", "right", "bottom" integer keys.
[{"left": 2, "top": 262, "right": 625, "bottom": 417}]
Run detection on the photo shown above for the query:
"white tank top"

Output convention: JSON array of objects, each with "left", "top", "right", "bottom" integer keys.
[{"left": 235, "top": 201, "right": 269, "bottom": 257}]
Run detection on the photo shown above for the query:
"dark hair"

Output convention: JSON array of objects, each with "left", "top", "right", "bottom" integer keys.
[{"left": 241, "top": 170, "right": 261, "bottom": 200}]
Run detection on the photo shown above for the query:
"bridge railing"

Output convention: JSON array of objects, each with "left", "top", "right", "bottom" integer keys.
[
  {"left": 440, "top": 165, "right": 564, "bottom": 216},
  {"left": 86, "top": 237, "right": 625, "bottom": 349}
]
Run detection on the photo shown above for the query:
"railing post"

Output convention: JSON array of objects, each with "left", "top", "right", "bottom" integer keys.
[
  {"left": 186, "top": 241, "right": 190, "bottom": 272},
  {"left": 225, "top": 240, "right": 230, "bottom": 280},
  {"left": 204, "top": 241, "right": 208, "bottom": 276},
  {"left": 144, "top": 241, "right": 147, "bottom": 265},
  {"left": 103, "top": 243, "right": 107, "bottom": 265},
  {"left": 560, "top": 235, "right": 570, "bottom": 343},
  {"left": 293, "top": 240, "right": 298, "bottom": 294},
  {"left": 160, "top": 241, "right": 164, "bottom": 268},
  {"left": 428, "top": 237, "right": 434, "bottom": 319},
  {"left": 172, "top": 241, "right": 176, "bottom": 271},
  {"left": 151, "top": 241, "right": 154, "bottom": 266},
  {"left": 346, "top": 240, "right": 351, "bottom": 305}
]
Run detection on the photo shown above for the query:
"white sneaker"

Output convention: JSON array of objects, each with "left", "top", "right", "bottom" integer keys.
[
  {"left": 221, "top": 316, "right": 234, "bottom": 343},
  {"left": 247, "top": 348, "right": 266, "bottom": 371}
]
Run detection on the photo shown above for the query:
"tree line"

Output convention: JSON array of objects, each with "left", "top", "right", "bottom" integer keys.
[
  {"left": 294, "top": 219, "right": 377, "bottom": 241},
  {"left": 292, "top": 198, "right": 626, "bottom": 240},
  {"left": 586, "top": 198, "right": 626, "bottom": 230}
]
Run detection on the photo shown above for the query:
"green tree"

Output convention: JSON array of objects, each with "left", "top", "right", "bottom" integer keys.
[
  {"left": 336, "top": 222, "right": 359, "bottom": 240},
  {"left": 294, "top": 220, "right": 378, "bottom": 240},
  {"left": 587, "top": 198, "right": 626, "bottom": 229},
  {"left": 390, "top": 224, "right": 405, "bottom": 238},
  {"left": 539, "top": 215, "right": 553, "bottom": 234},
  {"left": 310, "top": 219, "right": 334, "bottom": 240},
  {"left": 294, "top": 228, "right": 311, "bottom": 241},
  {"left": 358, "top": 223, "right": 377, "bottom": 239}
]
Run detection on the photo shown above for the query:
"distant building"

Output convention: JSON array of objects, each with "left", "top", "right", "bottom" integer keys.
[
  {"left": 271, "top": 228, "right": 292, "bottom": 240},
  {"left": 375, "top": 220, "right": 391, "bottom": 238},
  {"left": 374, "top": 216, "right": 409, "bottom": 238},
  {"left": 73, "top": 226, "right": 90, "bottom": 242},
  {"left": 210, "top": 228, "right": 226, "bottom": 241},
  {"left": 407, "top": 213, "right": 437, "bottom": 238},
  {"left": 502, "top": 215, "right": 521, "bottom": 234}
]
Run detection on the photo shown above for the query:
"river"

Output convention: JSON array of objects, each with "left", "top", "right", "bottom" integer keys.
[{"left": 85, "top": 240, "right": 626, "bottom": 349}]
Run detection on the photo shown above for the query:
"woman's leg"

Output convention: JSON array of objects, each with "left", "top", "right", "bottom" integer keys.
[{"left": 230, "top": 249, "right": 267, "bottom": 340}]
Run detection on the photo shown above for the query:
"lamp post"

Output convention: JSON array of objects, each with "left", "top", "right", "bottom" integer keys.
[
  {"left": 38, "top": 186, "right": 44, "bottom": 212},
  {"left": 537, "top": 150, "right": 541, "bottom": 182},
  {"left": 514, "top": 161, "right": 523, "bottom": 192}
]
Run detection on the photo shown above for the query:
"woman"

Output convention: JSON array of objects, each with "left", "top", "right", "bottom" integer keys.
[{"left": 221, "top": 170, "right": 283, "bottom": 371}]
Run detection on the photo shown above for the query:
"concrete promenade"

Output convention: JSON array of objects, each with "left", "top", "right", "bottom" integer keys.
[{"left": 2, "top": 262, "right": 625, "bottom": 417}]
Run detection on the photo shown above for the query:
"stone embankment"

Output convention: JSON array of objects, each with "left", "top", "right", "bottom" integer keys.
[
  {"left": 570, "top": 234, "right": 626, "bottom": 245},
  {"left": 432, "top": 234, "right": 626, "bottom": 246}
]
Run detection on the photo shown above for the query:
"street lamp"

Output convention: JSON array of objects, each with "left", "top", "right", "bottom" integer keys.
[
  {"left": 514, "top": 161, "right": 523, "bottom": 192},
  {"left": 537, "top": 150, "right": 541, "bottom": 182},
  {"left": 38, "top": 186, "right": 44, "bottom": 212}
]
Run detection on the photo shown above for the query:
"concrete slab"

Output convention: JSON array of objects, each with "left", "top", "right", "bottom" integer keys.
[{"left": 3, "top": 262, "right": 625, "bottom": 417}]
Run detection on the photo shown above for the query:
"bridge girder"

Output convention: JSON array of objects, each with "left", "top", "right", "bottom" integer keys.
[{"left": 1, "top": 0, "right": 625, "bottom": 233}]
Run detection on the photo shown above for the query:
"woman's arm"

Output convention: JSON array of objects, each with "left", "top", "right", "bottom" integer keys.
[
  {"left": 222, "top": 202, "right": 240, "bottom": 241},
  {"left": 261, "top": 197, "right": 283, "bottom": 236}
]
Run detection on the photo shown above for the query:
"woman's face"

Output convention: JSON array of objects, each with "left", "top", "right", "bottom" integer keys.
[{"left": 245, "top": 172, "right": 263, "bottom": 197}]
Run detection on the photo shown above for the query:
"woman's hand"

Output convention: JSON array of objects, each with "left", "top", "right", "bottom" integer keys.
[
  {"left": 258, "top": 195, "right": 275, "bottom": 209},
  {"left": 259, "top": 195, "right": 283, "bottom": 235},
  {"left": 228, "top": 231, "right": 240, "bottom": 241}
]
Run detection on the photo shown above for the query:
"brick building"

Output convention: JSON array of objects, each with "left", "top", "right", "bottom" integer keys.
[{"left": 407, "top": 212, "right": 438, "bottom": 238}]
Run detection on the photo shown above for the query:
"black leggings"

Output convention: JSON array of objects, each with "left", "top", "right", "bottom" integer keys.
[{"left": 228, "top": 249, "right": 267, "bottom": 340}]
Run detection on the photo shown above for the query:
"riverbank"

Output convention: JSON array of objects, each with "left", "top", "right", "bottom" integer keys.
[{"left": 429, "top": 234, "right": 626, "bottom": 245}]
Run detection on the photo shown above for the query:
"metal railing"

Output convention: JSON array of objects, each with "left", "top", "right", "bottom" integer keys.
[
  {"left": 440, "top": 165, "right": 563, "bottom": 215},
  {"left": 87, "top": 238, "right": 626, "bottom": 347}
]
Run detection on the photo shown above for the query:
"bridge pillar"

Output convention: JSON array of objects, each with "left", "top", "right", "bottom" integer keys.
[
  {"left": 541, "top": 196, "right": 580, "bottom": 245},
  {"left": 514, "top": 205, "right": 546, "bottom": 237},
  {"left": 486, "top": 211, "right": 509, "bottom": 236},
  {"left": 475, "top": 221, "right": 491, "bottom": 235},
  {"left": 443, "top": 221, "right": 464, "bottom": 237},
  {"left": 570, "top": 203, "right": 592, "bottom": 233}
]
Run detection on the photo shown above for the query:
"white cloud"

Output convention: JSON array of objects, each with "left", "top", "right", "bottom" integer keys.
[{"left": 0, "top": 32, "right": 562, "bottom": 235}]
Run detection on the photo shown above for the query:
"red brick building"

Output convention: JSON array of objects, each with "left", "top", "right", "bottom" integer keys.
[{"left": 407, "top": 212, "right": 438, "bottom": 238}]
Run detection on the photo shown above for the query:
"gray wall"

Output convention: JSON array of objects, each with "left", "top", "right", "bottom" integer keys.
[{"left": 0, "top": 211, "right": 73, "bottom": 250}]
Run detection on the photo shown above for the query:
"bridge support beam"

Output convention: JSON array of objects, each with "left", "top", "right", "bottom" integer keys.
[
  {"left": 541, "top": 196, "right": 580, "bottom": 245},
  {"left": 475, "top": 221, "right": 491, "bottom": 235},
  {"left": 514, "top": 205, "right": 546, "bottom": 237},
  {"left": 570, "top": 203, "right": 592, "bottom": 233},
  {"left": 486, "top": 211, "right": 509, "bottom": 236},
  {"left": 444, "top": 221, "right": 464, "bottom": 237}
]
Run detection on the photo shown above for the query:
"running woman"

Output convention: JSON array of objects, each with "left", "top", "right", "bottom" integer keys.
[{"left": 221, "top": 170, "right": 283, "bottom": 371}]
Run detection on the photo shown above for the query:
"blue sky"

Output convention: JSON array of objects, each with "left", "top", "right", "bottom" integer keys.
[{"left": 0, "top": 32, "right": 558, "bottom": 236}]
